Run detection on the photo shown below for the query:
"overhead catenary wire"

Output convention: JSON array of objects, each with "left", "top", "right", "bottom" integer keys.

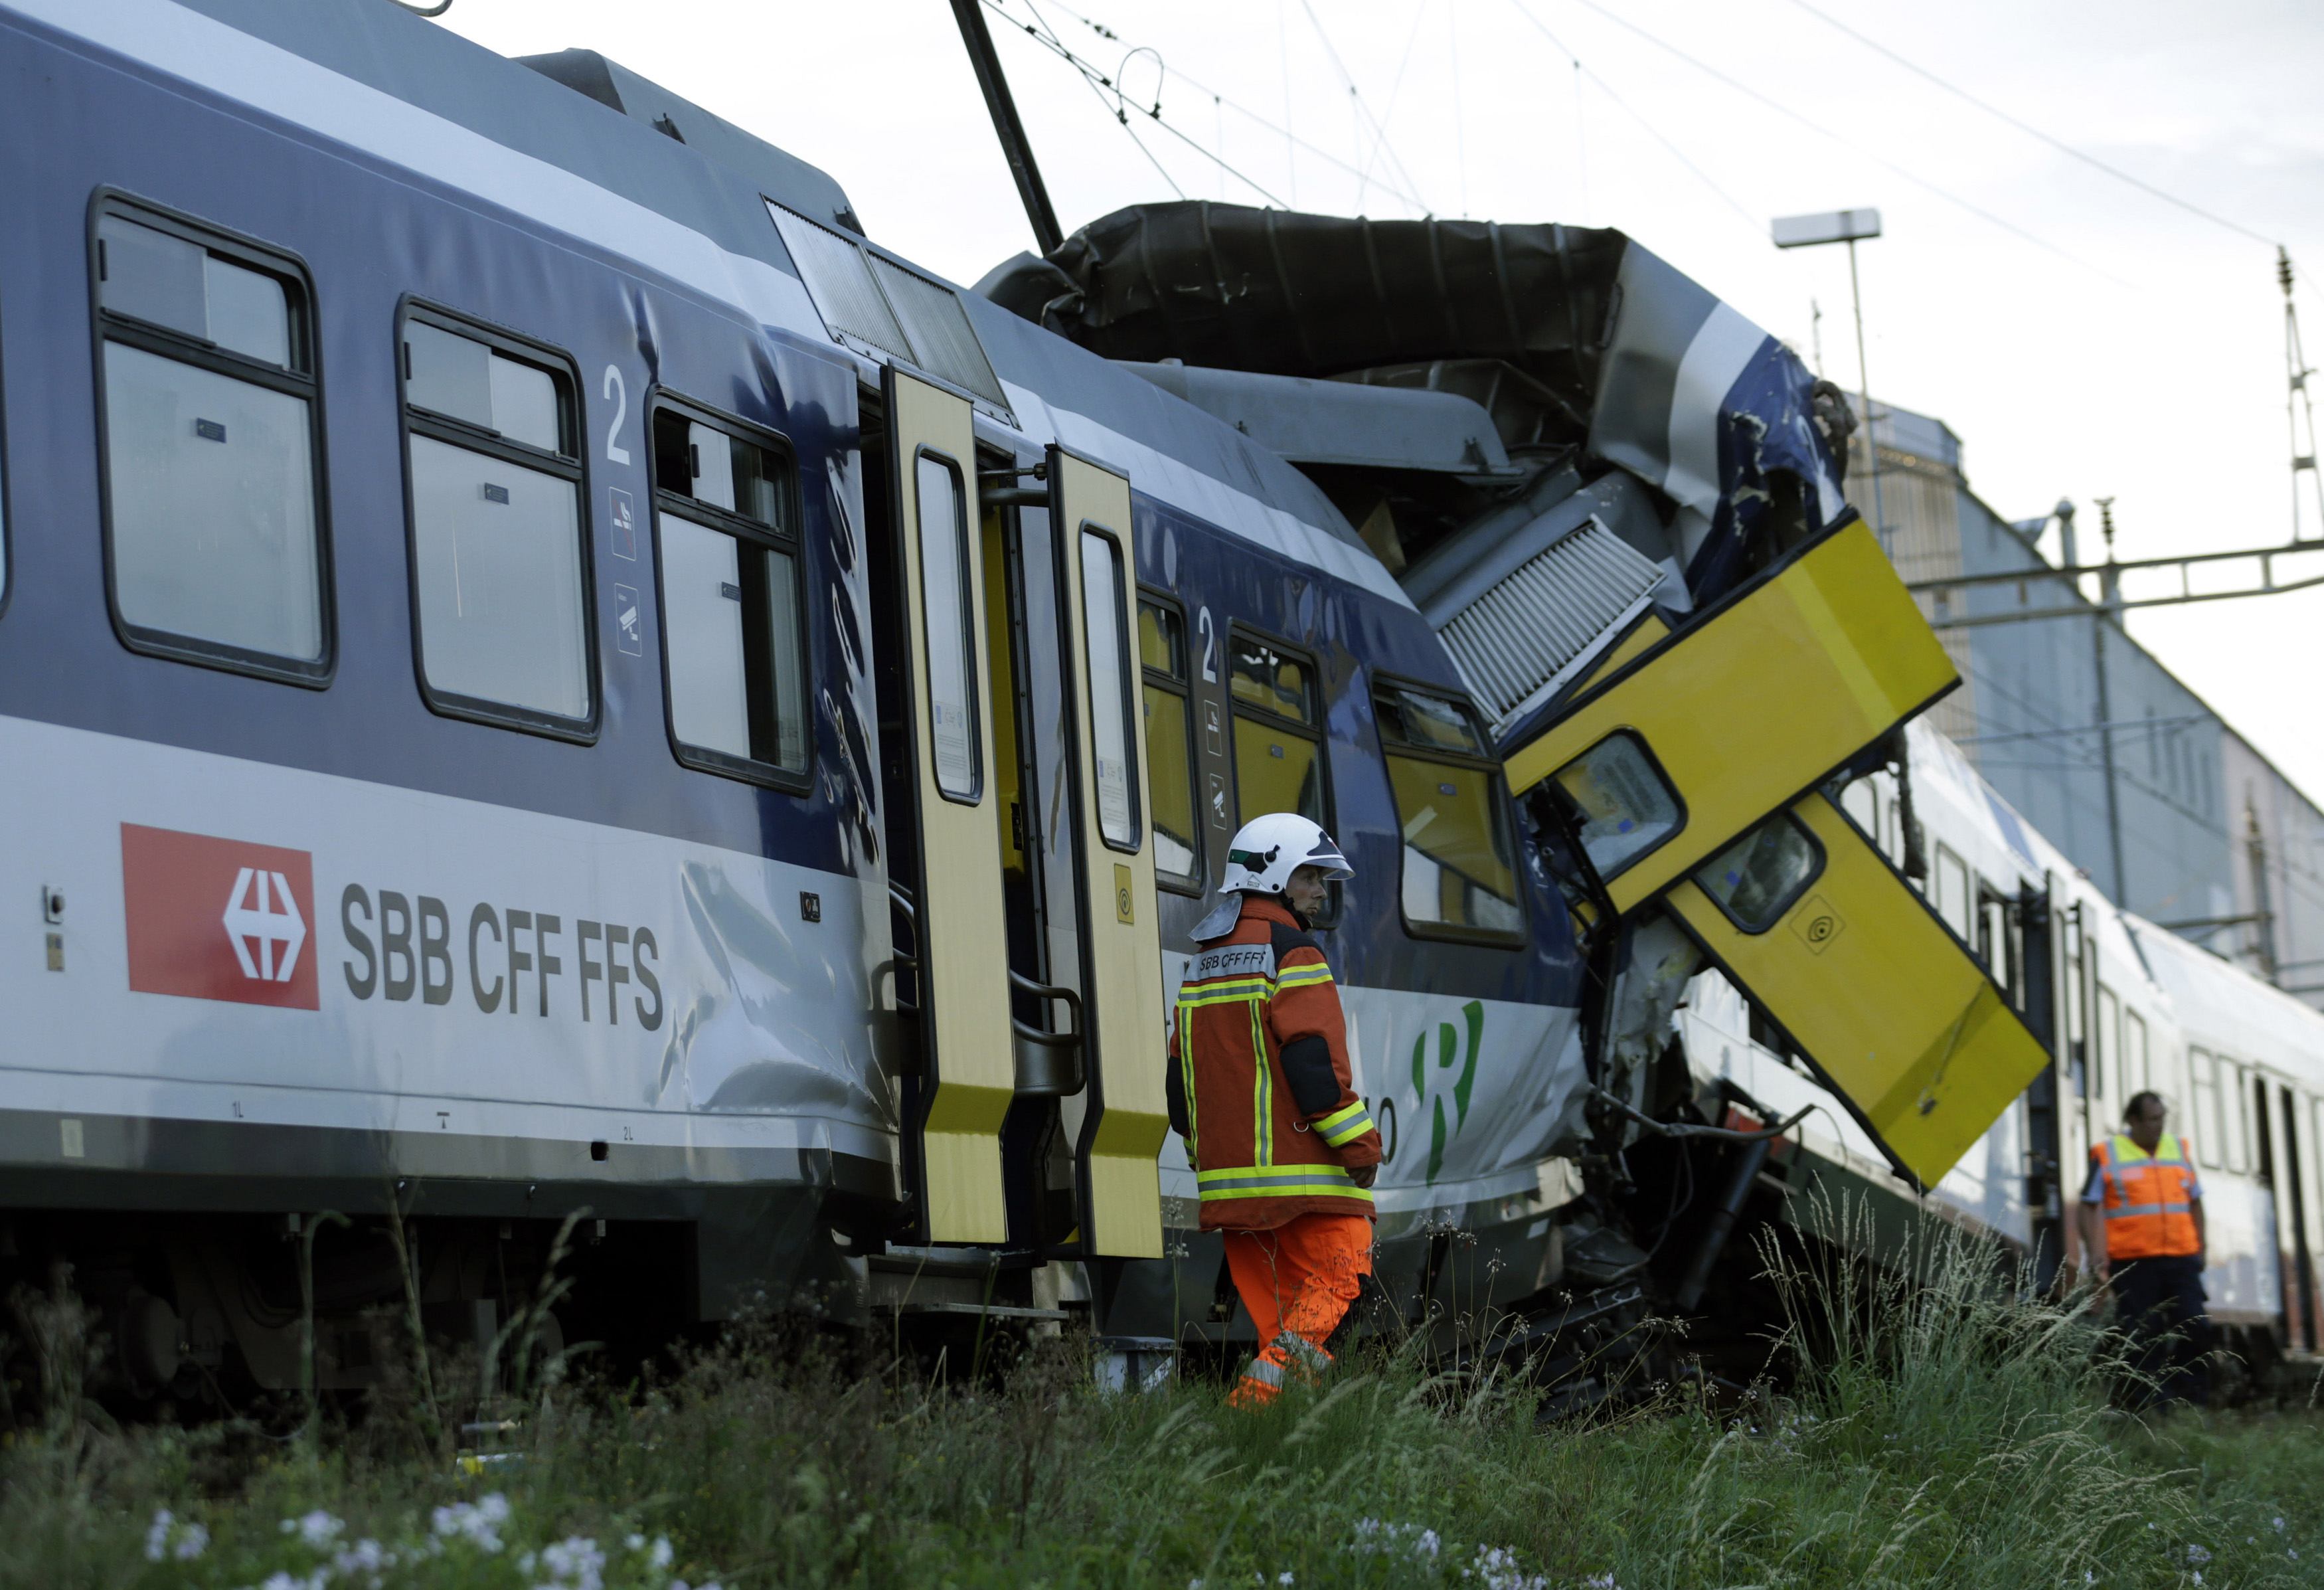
[
  {"left": 983, "top": 0, "right": 1429, "bottom": 214},
  {"left": 1297, "top": 0, "right": 1432, "bottom": 215},
  {"left": 1552, "top": 0, "right": 2131, "bottom": 286},
  {"left": 1502, "top": 0, "right": 1763, "bottom": 236}
]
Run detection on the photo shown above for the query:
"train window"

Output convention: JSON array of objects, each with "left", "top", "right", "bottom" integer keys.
[
  {"left": 2094, "top": 985, "right": 2119, "bottom": 1106},
  {"left": 2190, "top": 1048, "right": 2222, "bottom": 1166},
  {"left": 2124, "top": 1009, "right": 2149, "bottom": 1098},
  {"left": 913, "top": 450, "right": 979, "bottom": 802},
  {"left": 2221, "top": 1058, "right": 2250, "bottom": 1172},
  {"left": 1376, "top": 683, "right": 1523, "bottom": 942},
  {"left": 1137, "top": 596, "right": 1201, "bottom": 887},
  {"left": 648, "top": 403, "right": 807, "bottom": 783},
  {"left": 1228, "top": 630, "right": 1325, "bottom": 829},
  {"left": 400, "top": 308, "right": 591, "bottom": 734},
  {"left": 1933, "top": 845, "right": 1970, "bottom": 939},
  {"left": 1839, "top": 777, "right": 1877, "bottom": 836},
  {"left": 1545, "top": 732, "right": 1683, "bottom": 880},
  {"left": 94, "top": 205, "right": 327, "bottom": 681},
  {"left": 1692, "top": 812, "right": 1823, "bottom": 934},
  {"left": 1078, "top": 529, "right": 1140, "bottom": 851}
]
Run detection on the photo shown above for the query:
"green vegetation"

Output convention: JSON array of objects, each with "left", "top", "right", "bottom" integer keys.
[{"left": 3, "top": 1215, "right": 2320, "bottom": 1590}]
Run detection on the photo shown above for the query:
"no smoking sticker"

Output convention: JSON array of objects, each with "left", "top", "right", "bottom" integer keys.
[{"left": 1789, "top": 894, "right": 1845, "bottom": 955}]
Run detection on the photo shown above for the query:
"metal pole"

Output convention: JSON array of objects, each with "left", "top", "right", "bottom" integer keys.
[
  {"left": 2091, "top": 497, "right": 2127, "bottom": 907},
  {"left": 1848, "top": 236, "right": 1886, "bottom": 554},
  {"left": 950, "top": 0, "right": 1065, "bottom": 257}
]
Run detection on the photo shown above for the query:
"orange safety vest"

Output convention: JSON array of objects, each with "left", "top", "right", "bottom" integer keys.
[{"left": 2090, "top": 1132, "right": 2202, "bottom": 1259}]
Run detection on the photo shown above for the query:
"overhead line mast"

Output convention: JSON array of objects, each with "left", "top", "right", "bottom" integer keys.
[{"left": 951, "top": 0, "right": 1065, "bottom": 256}]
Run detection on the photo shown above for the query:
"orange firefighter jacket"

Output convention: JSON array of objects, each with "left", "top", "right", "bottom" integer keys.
[
  {"left": 1165, "top": 894, "right": 1382, "bottom": 1230},
  {"left": 2087, "top": 1132, "right": 2203, "bottom": 1260}
]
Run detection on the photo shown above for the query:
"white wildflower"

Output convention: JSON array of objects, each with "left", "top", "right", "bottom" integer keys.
[
  {"left": 432, "top": 1492, "right": 511, "bottom": 1553},
  {"left": 651, "top": 1538, "right": 674, "bottom": 1569},
  {"left": 333, "top": 1538, "right": 388, "bottom": 1575},
  {"left": 538, "top": 1534, "right": 609, "bottom": 1590},
  {"left": 1278, "top": 1574, "right": 1294, "bottom": 1586},
  {"left": 295, "top": 1510, "right": 345, "bottom": 1549},
  {"left": 2275, "top": 1516, "right": 2288, "bottom": 1533},
  {"left": 1584, "top": 1576, "right": 1621, "bottom": 1590},
  {"left": 145, "top": 1509, "right": 175, "bottom": 1563},
  {"left": 2186, "top": 1544, "right": 2212, "bottom": 1564},
  {"left": 175, "top": 1523, "right": 210, "bottom": 1561},
  {"left": 627, "top": 1535, "right": 646, "bottom": 1552}
]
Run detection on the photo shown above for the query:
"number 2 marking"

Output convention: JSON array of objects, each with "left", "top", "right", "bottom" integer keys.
[
  {"left": 602, "top": 365, "right": 631, "bottom": 466},
  {"left": 1196, "top": 604, "right": 1218, "bottom": 683}
]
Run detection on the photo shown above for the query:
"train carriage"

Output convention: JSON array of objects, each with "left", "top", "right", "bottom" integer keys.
[{"left": 4, "top": 0, "right": 2320, "bottom": 1409}]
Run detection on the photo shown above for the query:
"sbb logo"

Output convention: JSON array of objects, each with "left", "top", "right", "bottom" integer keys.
[{"left": 122, "top": 824, "right": 320, "bottom": 1010}]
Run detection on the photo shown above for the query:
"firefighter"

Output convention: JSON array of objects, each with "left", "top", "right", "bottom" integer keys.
[
  {"left": 2078, "top": 1090, "right": 2210, "bottom": 1407},
  {"left": 1166, "top": 813, "right": 1384, "bottom": 1407}
]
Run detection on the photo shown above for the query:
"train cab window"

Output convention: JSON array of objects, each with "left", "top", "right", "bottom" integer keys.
[
  {"left": 1137, "top": 596, "right": 1201, "bottom": 885},
  {"left": 1376, "top": 683, "right": 1523, "bottom": 942},
  {"left": 649, "top": 403, "right": 807, "bottom": 782},
  {"left": 1692, "top": 812, "right": 1822, "bottom": 934},
  {"left": 2191, "top": 1048, "right": 2222, "bottom": 1167},
  {"left": 913, "top": 450, "right": 979, "bottom": 801},
  {"left": 399, "top": 309, "right": 590, "bottom": 733},
  {"left": 1544, "top": 731, "right": 1681, "bottom": 880},
  {"left": 94, "top": 206, "right": 326, "bottom": 679},
  {"left": 1228, "top": 631, "right": 1326, "bottom": 828}
]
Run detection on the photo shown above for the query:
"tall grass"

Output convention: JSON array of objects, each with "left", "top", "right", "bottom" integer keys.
[{"left": 2, "top": 1206, "right": 2317, "bottom": 1589}]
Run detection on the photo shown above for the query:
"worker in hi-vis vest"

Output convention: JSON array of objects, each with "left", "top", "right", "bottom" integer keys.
[
  {"left": 1167, "top": 814, "right": 1384, "bottom": 1407},
  {"left": 2078, "top": 1089, "right": 2210, "bottom": 1407}
]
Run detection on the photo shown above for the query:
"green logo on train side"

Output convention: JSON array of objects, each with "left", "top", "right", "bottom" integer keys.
[{"left": 1409, "top": 999, "right": 1484, "bottom": 1184}]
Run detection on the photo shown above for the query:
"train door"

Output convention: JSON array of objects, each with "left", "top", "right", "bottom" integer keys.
[
  {"left": 1657, "top": 794, "right": 2054, "bottom": 1189},
  {"left": 874, "top": 369, "right": 1015, "bottom": 1243},
  {"left": 1045, "top": 446, "right": 1167, "bottom": 1259},
  {"left": 868, "top": 369, "right": 1166, "bottom": 1257},
  {"left": 2265, "top": 1081, "right": 2316, "bottom": 1351}
]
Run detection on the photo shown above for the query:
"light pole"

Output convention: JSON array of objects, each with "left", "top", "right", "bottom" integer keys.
[{"left": 1774, "top": 209, "right": 1884, "bottom": 551}]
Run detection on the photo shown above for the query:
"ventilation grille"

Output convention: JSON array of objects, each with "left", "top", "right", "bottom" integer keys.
[
  {"left": 766, "top": 203, "right": 1011, "bottom": 416},
  {"left": 1438, "top": 519, "right": 1665, "bottom": 724}
]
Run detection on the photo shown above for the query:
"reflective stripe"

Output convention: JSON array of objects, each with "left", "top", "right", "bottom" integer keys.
[
  {"left": 1197, "top": 1164, "right": 1374, "bottom": 1202},
  {"left": 1181, "top": 978, "right": 1273, "bottom": 1007},
  {"left": 1315, "top": 1101, "right": 1373, "bottom": 1148},
  {"left": 1276, "top": 963, "right": 1335, "bottom": 989},
  {"left": 1242, "top": 1358, "right": 1285, "bottom": 1389},
  {"left": 2104, "top": 1202, "right": 2195, "bottom": 1221},
  {"left": 1272, "top": 1332, "right": 1334, "bottom": 1373},
  {"left": 1249, "top": 1000, "right": 1272, "bottom": 1166},
  {"left": 1177, "top": 991, "right": 1200, "bottom": 1144}
]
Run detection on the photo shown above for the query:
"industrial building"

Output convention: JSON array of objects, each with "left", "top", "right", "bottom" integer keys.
[{"left": 1854, "top": 402, "right": 2324, "bottom": 1006}]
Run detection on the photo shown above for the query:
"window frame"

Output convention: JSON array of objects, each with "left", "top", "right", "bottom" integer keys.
[
  {"left": 644, "top": 389, "right": 813, "bottom": 794},
  {"left": 1541, "top": 727, "right": 1692, "bottom": 887},
  {"left": 1371, "top": 671, "right": 1529, "bottom": 948},
  {"left": 1224, "top": 622, "right": 1337, "bottom": 925},
  {"left": 1135, "top": 586, "right": 1203, "bottom": 895},
  {"left": 1074, "top": 520, "right": 1143, "bottom": 856},
  {"left": 1689, "top": 808, "right": 1827, "bottom": 937},
  {"left": 2190, "top": 1047, "right": 2221, "bottom": 1168},
  {"left": 393, "top": 298, "right": 598, "bottom": 743},
  {"left": 910, "top": 442, "right": 982, "bottom": 807},
  {"left": 88, "top": 191, "right": 333, "bottom": 687}
]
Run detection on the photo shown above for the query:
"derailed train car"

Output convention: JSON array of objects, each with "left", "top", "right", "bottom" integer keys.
[{"left": 0, "top": 0, "right": 2304, "bottom": 1410}]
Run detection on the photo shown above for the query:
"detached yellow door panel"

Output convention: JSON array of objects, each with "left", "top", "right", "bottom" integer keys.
[
  {"left": 887, "top": 368, "right": 1012, "bottom": 1243},
  {"left": 1505, "top": 517, "right": 1956, "bottom": 915},
  {"left": 1665, "top": 792, "right": 2050, "bottom": 1188},
  {"left": 1051, "top": 446, "right": 1167, "bottom": 1259}
]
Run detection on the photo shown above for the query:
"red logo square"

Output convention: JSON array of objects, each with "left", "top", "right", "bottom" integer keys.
[{"left": 121, "top": 824, "right": 319, "bottom": 1010}]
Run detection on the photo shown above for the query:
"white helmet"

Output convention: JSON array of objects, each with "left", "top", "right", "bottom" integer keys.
[{"left": 1220, "top": 813, "right": 1353, "bottom": 896}]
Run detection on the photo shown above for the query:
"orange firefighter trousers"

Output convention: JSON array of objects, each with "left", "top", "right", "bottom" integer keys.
[{"left": 1223, "top": 1212, "right": 1374, "bottom": 1406}]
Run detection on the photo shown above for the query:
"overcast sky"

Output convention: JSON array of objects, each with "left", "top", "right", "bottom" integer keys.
[{"left": 441, "top": 0, "right": 2324, "bottom": 798}]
